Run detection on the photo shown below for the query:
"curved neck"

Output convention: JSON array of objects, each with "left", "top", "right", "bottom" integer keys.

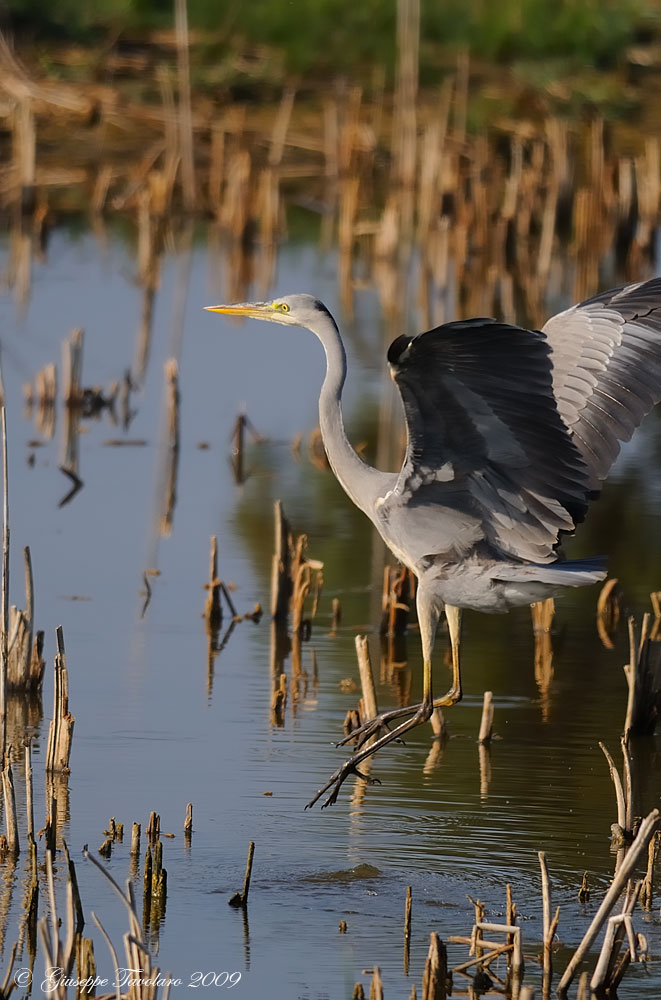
[{"left": 313, "top": 312, "right": 383, "bottom": 514}]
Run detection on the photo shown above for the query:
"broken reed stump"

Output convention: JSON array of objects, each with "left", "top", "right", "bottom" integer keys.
[
  {"left": 147, "top": 810, "right": 160, "bottom": 844},
  {"left": 421, "top": 932, "right": 449, "bottom": 1000},
  {"left": 45, "top": 626, "right": 74, "bottom": 773},
  {"left": 355, "top": 635, "right": 378, "bottom": 723},
  {"left": 7, "top": 548, "right": 44, "bottom": 692},
  {"left": 291, "top": 535, "right": 323, "bottom": 638},
  {"left": 229, "top": 840, "right": 255, "bottom": 908}
]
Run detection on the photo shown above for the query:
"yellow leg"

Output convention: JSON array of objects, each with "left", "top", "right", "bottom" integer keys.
[{"left": 436, "top": 603, "right": 462, "bottom": 706}]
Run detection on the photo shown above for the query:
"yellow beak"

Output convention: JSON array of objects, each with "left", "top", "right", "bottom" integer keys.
[{"left": 205, "top": 302, "right": 272, "bottom": 319}]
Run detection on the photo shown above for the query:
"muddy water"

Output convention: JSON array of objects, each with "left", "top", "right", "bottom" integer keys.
[{"left": 1, "top": 220, "right": 661, "bottom": 997}]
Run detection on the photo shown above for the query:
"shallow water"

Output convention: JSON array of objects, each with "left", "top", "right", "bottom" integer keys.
[{"left": 0, "top": 219, "right": 661, "bottom": 998}]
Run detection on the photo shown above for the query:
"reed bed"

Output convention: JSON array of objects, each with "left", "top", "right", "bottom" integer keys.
[{"left": 1, "top": 30, "right": 660, "bottom": 329}]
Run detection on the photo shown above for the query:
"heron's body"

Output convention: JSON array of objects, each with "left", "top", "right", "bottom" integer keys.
[{"left": 207, "top": 277, "right": 661, "bottom": 807}]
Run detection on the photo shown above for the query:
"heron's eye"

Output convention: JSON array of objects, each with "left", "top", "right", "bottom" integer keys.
[{"left": 280, "top": 303, "right": 290, "bottom": 312}]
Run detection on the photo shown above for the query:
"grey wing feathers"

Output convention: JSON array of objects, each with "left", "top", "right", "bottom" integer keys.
[
  {"left": 388, "top": 320, "right": 592, "bottom": 564},
  {"left": 543, "top": 277, "right": 661, "bottom": 489}
]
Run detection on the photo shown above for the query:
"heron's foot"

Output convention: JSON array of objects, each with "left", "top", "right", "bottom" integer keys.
[
  {"left": 306, "top": 702, "right": 434, "bottom": 809},
  {"left": 304, "top": 761, "right": 382, "bottom": 810},
  {"left": 436, "top": 683, "right": 462, "bottom": 708},
  {"left": 335, "top": 706, "right": 416, "bottom": 750},
  {"left": 337, "top": 686, "right": 462, "bottom": 751}
]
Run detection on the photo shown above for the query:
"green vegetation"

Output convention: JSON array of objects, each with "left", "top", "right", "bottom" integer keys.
[{"left": 7, "top": 0, "right": 656, "bottom": 82}]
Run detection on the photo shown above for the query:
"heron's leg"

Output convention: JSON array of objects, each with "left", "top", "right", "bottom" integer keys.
[
  {"left": 335, "top": 601, "right": 462, "bottom": 750},
  {"left": 306, "top": 588, "right": 441, "bottom": 809},
  {"left": 439, "top": 603, "right": 462, "bottom": 705}
]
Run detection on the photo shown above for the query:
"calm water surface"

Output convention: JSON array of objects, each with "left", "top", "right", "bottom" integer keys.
[{"left": 0, "top": 221, "right": 660, "bottom": 998}]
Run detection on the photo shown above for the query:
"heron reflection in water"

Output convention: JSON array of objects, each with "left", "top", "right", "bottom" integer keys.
[{"left": 207, "top": 279, "right": 661, "bottom": 807}]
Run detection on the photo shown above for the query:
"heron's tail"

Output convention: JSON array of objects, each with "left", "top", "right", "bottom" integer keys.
[{"left": 496, "top": 556, "right": 607, "bottom": 587}]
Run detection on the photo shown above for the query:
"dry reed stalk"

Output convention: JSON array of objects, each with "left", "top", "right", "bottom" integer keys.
[
  {"left": 229, "top": 840, "right": 255, "bottom": 908},
  {"left": 623, "top": 615, "right": 661, "bottom": 736},
  {"left": 84, "top": 845, "right": 164, "bottom": 1000},
  {"left": 392, "top": 0, "right": 419, "bottom": 192},
  {"left": 2, "top": 754, "right": 18, "bottom": 854},
  {"left": 590, "top": 881, "right": 643, "bottom": 993},
  {"left": 44, "top": 794, "right": 57, "bottom": 853},
  {"left": 558, "top": 809, "right": 660, "bottom": 993},
  {"left": 597, "top": 578, "right": 622, "bottom": 649},
  {"left": 634, "top": 139, "right": 660, "bottom": 251},
  {"left": 204, "top": 536, "right": 222, "bottom": 634},
  {"left": 479, "top": 921, "right": 523, "bottom": 976},
  {"left": 477, "top": 691, "right": 494, "bottom": 744},
  {"left": 270, "top": 672, "right": 287, "bottom": 727},
  {"left": 143, "top": 843, "right": 153, "bottom": 923},
  {"left": 38, "top": 850, "right": 73, "bottom": 995},
  {"left": 538, "top": 851, "right": 559, "bottom": 980},
  {"left": 12, "top": 96, "right": 36, "bottom": 212},
  {"left": 45, "top": 626, "right": 74, "bottom": 772},
  {"left": 355, "top": 636, "right": 378, "bottom": 723},
  {"left": 505, "top": 883, "right": 520, "bottom": 975},
  {"left": 338, "top": 174, "right": 359, "bottom": 316},
  {"left": 466, "top": 895, "right": 485, "bottom": 960},
  {"left": 640, "top": 831, "right": 660, "bottom": 908},
  {"left": 174, "top": 0, "right": 195, "bottom": 211},
  {"left": 151, "top": 839, "right": 167, "bottom": 916},
  {"left": 7, "top": 546, "right": 35, "bottom": 690},
  {"left": 404, "top": 885, "right": 412, "bottom": 974},
  {"left": 147, "top": 811, "right": 160, "bottom": 845},
  {"left": 380, "top": 565, "right": 412, "bottom": 637},
  {"left": 160, "top": 358, "right": 180, "bottom": 537},
  {"left": 271, "top": 500, "right": 291, "bottom": 625},
  {"left": 220, "top": 147, "right": 252, "bottom": 240}
]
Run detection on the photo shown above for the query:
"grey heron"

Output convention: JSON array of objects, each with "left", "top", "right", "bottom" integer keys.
[{"left": 206, "top": 278, "right": 661, "bottom": 808}]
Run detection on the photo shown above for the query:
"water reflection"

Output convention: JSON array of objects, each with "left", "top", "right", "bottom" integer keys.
[{"left": 0, "top": 147, "right": 659, "bottom": 993}]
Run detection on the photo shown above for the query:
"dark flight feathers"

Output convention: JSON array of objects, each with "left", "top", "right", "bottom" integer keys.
[{"left": 388, "top": 278, "right": 661, "bottom": 564}]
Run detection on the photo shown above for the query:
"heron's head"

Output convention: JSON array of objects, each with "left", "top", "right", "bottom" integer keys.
[{"left": 205, "top": 293, "right": 331, "bottom": 330}]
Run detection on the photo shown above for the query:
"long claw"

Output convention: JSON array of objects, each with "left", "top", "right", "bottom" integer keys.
[{"left": 304, "top": 759, "right": 376, "bottom": 810}]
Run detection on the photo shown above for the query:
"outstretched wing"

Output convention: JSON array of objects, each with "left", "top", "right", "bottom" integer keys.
[
  {"left": 386, "top": 319, "right": 592, "bottom": 564},
  {"left": 543, "top": 278, "right": 661, "bottom": 490}
]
